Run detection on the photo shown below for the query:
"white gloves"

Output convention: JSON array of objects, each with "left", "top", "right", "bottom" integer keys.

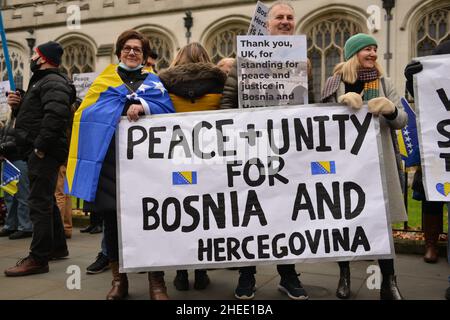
[
  {"left": 338, "top": 92, "right": 363, "bottom": 109},
  {"left": 368, "top": 97, "right": 396, "bottom": 116},
  {"left": 338, "top": 93, "right": 396, "bottom": 116}
]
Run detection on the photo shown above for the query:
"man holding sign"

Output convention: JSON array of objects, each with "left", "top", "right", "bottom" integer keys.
[{"left": 220, "top": 0, "right": 310, "bottom": 300}]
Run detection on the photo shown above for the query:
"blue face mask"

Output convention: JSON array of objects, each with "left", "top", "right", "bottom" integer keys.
[{"left": 119, "top": 62, "right": 143, "bottom": 71}]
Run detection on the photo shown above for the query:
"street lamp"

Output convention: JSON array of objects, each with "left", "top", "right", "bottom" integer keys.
[
  {"left": 184, "top": 11, "right": 193, "bottom": 44},
  {"left": 382, "top": 0, "right": 395, "bottom": 17},
  {"left": 25, "top": 29, "right": 36, "bottom": 57},
  {"left": 381, "top": 0, "right": 395, "bottom": 76}
]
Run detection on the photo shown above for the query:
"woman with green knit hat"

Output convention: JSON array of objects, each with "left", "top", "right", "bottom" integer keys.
[{"left": 321, "top": 33, "right": 407, "bottom": 300}]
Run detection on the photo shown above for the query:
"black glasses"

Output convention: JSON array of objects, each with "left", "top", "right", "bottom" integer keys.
[{"left": 122, "top": 46, "right": 143, "bottom": 55}]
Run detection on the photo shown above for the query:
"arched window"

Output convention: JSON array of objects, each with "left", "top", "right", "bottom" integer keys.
[
  {"left": 205, "top": 23, "right": 249, "bottom": 64},
  {"left": 60, "top": 39, "right": 96, "bottom": 78},
  {"left": 415, "top": 6, "right": 450, "bottom": 57},
  {"left": 303, "top": 16, "right": 364, "bottom": 102},
  {"left": 0, "top": 46, "right": 25, "bottom": 89},
  {"left": 141, "top": 31, "right": 174, "bottom": 71}
]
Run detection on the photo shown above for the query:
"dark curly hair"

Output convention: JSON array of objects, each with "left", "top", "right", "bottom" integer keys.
[{"left": 115, "top": 30, "right": 150, "bottom": 62}]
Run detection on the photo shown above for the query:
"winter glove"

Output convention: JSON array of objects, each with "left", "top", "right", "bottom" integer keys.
[
  {"left": 368, "top": 97, "right": 396, "bottom": 116},
  {"left": 337, "top": 92, "right": 363, "bottom": 109},
  {"left": 404, "top": 61, "right": 423, "bottom": 98},
  {"left": 404, "top": 61, "right": 423, "bottom": 81}
]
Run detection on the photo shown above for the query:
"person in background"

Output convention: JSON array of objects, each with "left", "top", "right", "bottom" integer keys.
[
  {"left": 85, "top": 233, "right": 110, "bottom": 274},
  {"left": 404, "top": 39, "right": 450, "bottom": 300},
  {"left": 219, "top": 0, "right": 311, "bottom": 300},
  {"left": 79, "top": 206, "right": 103, "bottom": 234},
  {"left": 322, "top": 33, "right": 407, "bottom": 300},
  {"left": 146, "top": 49, "right": 159, "bottom": 73},
  {"left": 217, "top": 57, "right": 235, "bottom": 76},
  {"left": 54, "top": 97, "right": 81, "bottom": 239},
  {"left": 405, "top": 41, "right": 450, "bottom": 264},
  {"left": 0, "top": 99, "right": 32, "bottom": 240},
  {"left": 83, "top": 200, "right": 109, "bottom": 274},
  {"left": 4, "top": 41, "right": 75, "bottom": 276},
  {"left": 159, "top": 42, "right": 227, "bottom": 290}
]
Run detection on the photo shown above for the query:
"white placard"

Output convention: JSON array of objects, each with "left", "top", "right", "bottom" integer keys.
[
  {"left": 248, "top": 1, "right": 269, "bottom": 36},
  {"left": 0, "top": 81, "right": 11, "bottom": 122},
  {"left": 117, "top": 105, "right": 393, "bottom": 272},
  {"left": 73, "top": 72, "right": 98, "bottom": 99},
  {"left": 237, "top": 35, "right": 308, "bottom": 109},
  {"left": 415, "top": 54, "right": 450, "bottom": 201}
]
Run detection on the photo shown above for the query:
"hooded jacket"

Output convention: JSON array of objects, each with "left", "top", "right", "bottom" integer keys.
[{"left": 159, "top": 62, "right": 227, "bottom": 112}]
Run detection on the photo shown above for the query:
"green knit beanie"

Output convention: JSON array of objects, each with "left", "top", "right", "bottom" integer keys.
[{"left": 344, "top": 33, "right": 378, "bottom": 61}]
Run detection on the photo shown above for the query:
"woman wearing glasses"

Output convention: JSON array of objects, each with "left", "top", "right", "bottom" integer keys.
[{"left": 67, "top": 30, "right": 174, "bottom": 300}]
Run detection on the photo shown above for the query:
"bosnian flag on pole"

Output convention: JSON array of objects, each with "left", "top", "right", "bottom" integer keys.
[
  {"left": 397, "top": 97, "right": 420, "bottom": 167},
  {"left": 0, "top": 9, "right": 16, "bottom": 91}
]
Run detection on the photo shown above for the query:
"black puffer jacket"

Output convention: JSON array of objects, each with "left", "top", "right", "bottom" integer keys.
[
  {"left": 0, "top": 120, "right": 21, "bottom": 161},
  {"left": 14, "top": 68, "right": 76, "bottom": 163}
]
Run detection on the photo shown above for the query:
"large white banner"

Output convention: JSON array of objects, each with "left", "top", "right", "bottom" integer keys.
[
  {"left": 415, "top": 54, "right": 450, "bottom": 201},
  {"left": 237, "top": 36, "right": 308, "bottom": 108},
  {"left": 116, "top": 105, "right": 394, "bottom": 272}
]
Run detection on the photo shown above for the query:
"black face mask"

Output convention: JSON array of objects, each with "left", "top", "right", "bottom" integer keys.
[{"left": 30, "top": 59, "right": 42, "bottom": 73}]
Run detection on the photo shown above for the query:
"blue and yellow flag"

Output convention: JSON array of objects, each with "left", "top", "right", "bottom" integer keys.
[
  {"left": 311, "top": 161, "right": 336, "bottom": 175},
  {"left": 397, "top": 98, "right": 420, "bottom": 168},
  {"left": 172, "top": 171, "right": 198, "bottom": 185},
  {"left": 0, "top": 159, "right": 21, "bottom": 195},
  {"left": 65, "top": 64, "right": 174, "bottom": 201}
]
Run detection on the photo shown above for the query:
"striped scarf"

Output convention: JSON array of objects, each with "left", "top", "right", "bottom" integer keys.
[{"left": 358, "top": 68, "right": 379, "bottom": 101}]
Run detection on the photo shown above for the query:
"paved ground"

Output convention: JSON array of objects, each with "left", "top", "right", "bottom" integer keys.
[{"left": 0, "top": 227, "right": 448, "bottom": 300}]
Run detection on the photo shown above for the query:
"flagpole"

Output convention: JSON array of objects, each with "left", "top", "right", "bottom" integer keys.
[{"left": 0, "top": 9, "right": 16, "bottom": 92}]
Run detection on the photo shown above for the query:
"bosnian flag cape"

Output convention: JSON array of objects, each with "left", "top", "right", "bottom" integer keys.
[{"left": 65, "top": 64, "right": 174, "bottom": 201}]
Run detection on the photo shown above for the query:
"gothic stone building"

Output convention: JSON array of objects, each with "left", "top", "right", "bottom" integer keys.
[{"left": 1, "top": 0, "right": 449, "bottom": 102}]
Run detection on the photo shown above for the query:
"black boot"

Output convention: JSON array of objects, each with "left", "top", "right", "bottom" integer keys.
[
  {"left": 380, "top": 275, "right": 404, "bottom": 300},
  {"left": 194, "top": 269, "right": 210, "bottom": 290},
  {"left": 336, "top": 263, "right": 351, "bottom": 299},
  {"left": 174, "top": 270, "right": 189, "bottom": 291}
]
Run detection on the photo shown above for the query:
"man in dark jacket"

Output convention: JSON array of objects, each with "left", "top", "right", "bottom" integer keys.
[{"left": 4, "top": 41, "right": 76, "bottom": 276}]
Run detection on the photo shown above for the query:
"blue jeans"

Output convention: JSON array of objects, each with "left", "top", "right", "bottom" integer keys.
[{"left": 4, "top": 160, "right": 32, "bottom": 232}]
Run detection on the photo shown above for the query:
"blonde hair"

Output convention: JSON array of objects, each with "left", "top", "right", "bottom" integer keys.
[
  {"left": 333, "top": 55, "right": 384, "bottom": 83},
  {"left": 170, "top": 42, "right": 211, "bottom": 67},
  {"left": 217, "top": 57, "right": 235, "bottom": 68}
]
